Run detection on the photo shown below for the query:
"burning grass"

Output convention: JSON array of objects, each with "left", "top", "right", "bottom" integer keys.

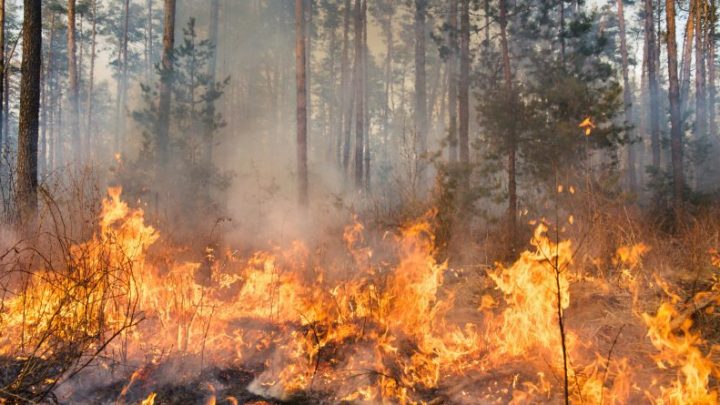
[{"left": 0, "top": 188, "right": 719, "bottom": 404}]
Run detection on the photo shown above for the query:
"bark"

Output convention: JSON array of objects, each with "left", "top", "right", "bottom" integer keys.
[
  {"left": 362, "top": 0, "right": 369, "bottom": 190},
  {"left": 353, "top": 0, "right": 363, "bottom": 188},
  {"left": 326, "top": 26, "right": 338, "bottom": 161},
  {"left": 304, "top": 0, "right": 312, "bottom": 152},
  {"left": 2, "top": 25, "right": 12, "bottom": 155},
  {"left": 17, "top": 0, "right": 42, "bottom": 222},
  {"left": 645, "top": 0, "right": 661, "bottom": 169},
  {"left": 86, "top": 0, "right": 97, "bottom": 157},
  {"left": 381, "top": 7, "right": 393, "bottom": 166},
  {"left": 205, "top": 0, "right": 220, "bottom": 169},
  {"left": 67, "top": 0, "right": 80, "bottom": 158},
  {"left": 499, "top": 0, "right": 517, "bottom": 246},
  {"left": 695, "top": 0, "right": 707, "bottom": 142},
  {"left": 459, "top": 0, "right": 470, "bottom": 163},
  {"left": 295, "top": 0, "right": 309, "bottom": 206},
  {"left": 617, "top": 0, "right": 636, "bottom": 191},
  {"left": 679, "top": 0, "right": 695, "bottom": 113},
  {"left": 157, "top": 0, "right": 176, "bottom": 172},
  {"left": 708, "top": 0, "right": 717, "bottom": 139},
  {"left": 117, "top": 0, "right": 131, "bottom": 152},
  {"left": 447, "top": 0, "right": 458, "bottom": 162},
  {"left": 47, "top": 14, "right": 57, "bottom": 171},
  {"left": 559, "top": 0, "right": 565, "bottom": 61},
  {"left": 414, "top": 0, "right": 428, "bottom": 163},
  {"left": 665, "top": 0, "right": 684, "bottom": 212},
  {"left": 340, "top": 0, "right": 353, "bottom": 171},
  {"left": 0, "top": 0, "right": 4, "bottom": 155}
]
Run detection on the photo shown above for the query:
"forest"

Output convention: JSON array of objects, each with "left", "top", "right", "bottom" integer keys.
[{"left": 0, "top": 0, "right": 718, "bottom": 403}]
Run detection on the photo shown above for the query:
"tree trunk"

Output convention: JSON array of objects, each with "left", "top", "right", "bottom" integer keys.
[
  {"left": 499, "top": 0, "right": 517, "bottom": 247},
  {"left": 381, "top": 7, "right": 393, "bottom": 167},
  {"left": 47, "top": 14, "right": 57, "bottom": 171},
  {"left": 0, "top": 0, "right": 4, "bottom": 156},
  {"left": 414, "top": 0, "right": 428, "bottom": 167},
  {"left": 459, "top": 0, "right": 470, "bottom": 163},
  {"left": 295, "top": 0, "right": 309, "bottom": 206},
  {"left": 708, "top": 0, "right": 717, "bottom": 139},
  {"left": 86, "top": 0, "right": 97, "bottom": 158},
  {"left": 305, "top": 0, "right": 312, "bottom": 153},
  {"left": 665, "top": 0, "right": 684, "bottom": 213},
  {"left": 559, "top": 0, "right": 565, "bottom": 61},
  {"left": 326, "top": 26, "right": 338, "bottom": 161},
  {"left": 645, "top": 0, "right": 661, "bottom": 169},
  {"left": 341, "top": 0, "right": 353, "bottom": 172},
  {"left": 680, "top": 0, "right": 695, "bottom": 114},
  {"left": 695, "top": 0, "right": 707, "bottom": 143},
  {"left": 157, "top": 0, "right": 176, "bottom": 173},
  {"left": 617, "top": 0, "right": 636, "bottom": 191},
  {"left": 353, "top": 0, "right": 364, "bottom": 188},
  {"left": 118, "top": 0, "right": 131, "bottom": 152},
  {"left": 447, "top": 0, "right": 458, "bottom": 162},
  {"left": 204, "top": 0, "right": 219, "bottom": 170},
  {"left": 67, "top": 0, "right": 80, "bottom": 158},
  {"left": 362, "top": 0, "right": 369, "bottom": 190},
  {"left": 17, "top": 0, "right": 42, "bottom": 222}
]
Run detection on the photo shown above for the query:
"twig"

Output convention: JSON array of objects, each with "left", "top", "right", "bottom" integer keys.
[{"left": 600, "top": 325, "right": 625, "bottom": 405}]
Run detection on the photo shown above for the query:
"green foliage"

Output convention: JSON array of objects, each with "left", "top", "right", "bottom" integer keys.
[
  {"left": 477, "top": 1, "right": 623, "bottom": 195},
  {"left": 128, "top": 18, "right": 231, "bottom": 229}
]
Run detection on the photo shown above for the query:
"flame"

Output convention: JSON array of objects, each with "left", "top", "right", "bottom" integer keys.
[
  {"left": 140, "top": 392, "right": 157, "bottom": 405},
  {"left": 642, "top": 301, "right": 718, "bottom": 403},
  {"left": 579, "top": 117, "right": 596, "bottom": 136},
  {"left": 486, "top": 223, "right": 574, "bottom": 361},
  {"left": 2, "top": 188, "right": 719, "bottom": 403}
]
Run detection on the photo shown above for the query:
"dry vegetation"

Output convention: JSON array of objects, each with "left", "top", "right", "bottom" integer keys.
[{"left": 0, "top": 178, "right": 717, "bottom": 404}]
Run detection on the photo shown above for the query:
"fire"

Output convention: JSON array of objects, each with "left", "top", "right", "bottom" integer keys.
[
  {"left": 2, "top": 188, "right": 719, "bottom": 403},
  {"left": 579, "top": 117, "right": 596, "bottom": 136},
  {"left": 486, "top": 223, "right": 574, "bottom": 362},
  {"left": 642, "top": 295, "right": 719, "bottom": 402}
]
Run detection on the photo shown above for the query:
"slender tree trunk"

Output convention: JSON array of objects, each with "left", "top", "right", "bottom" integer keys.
[
  {"left": 295, "top": 0, "right": 308, "bottom": 206},
  {"left": 414, "top": 0, "right": 428, "bottom": 168},
  {"left": 17, "top": 0, "right": 42, "bottom": 222},
  {"left": 680, "top": 0, "right": 695, "bottom": 113},
  {"left": 362, "top": 0, "right": 369, "bottom": 190},
  {"left": 499, "top": 0, "right": 517, "bottom": 246},
  {"left": 305, "top": 0, "right": 312, "bottom": 152},
  {"left": 666, "top": 0, "right": 684, "bottom": 213},
  {"left": 447, "top": 0, "right": 458, "bottom": 162},
  {"left": 47, "top": 15, "right": 57, "bottom": 171},
  {"left": 0, "top": 0, "right": 4, "bottom": 157},
  {"left": 695, "top": 0, "right": 707, "bottom": 143},
  {"left": 340, "top": 0, "right": 353, "bottom": 171},
  {"left": 353, "top": 0, "right": 364, "bottom": 188},
  {"left": 459, "top": 0, "right": 470, "bottom": 163},
  {"left": 645, "top": 0, "right": 661, "bottom": 169},
  {"left": 381, "top": 8, "right": 393, "bottom": 167},
  {"left": 326, "top": 26, "right": 338, "bottom": 161},
  {"left": 204, "top": 0, "right": 220, "bottom": 170},
  {"left": 86, "top": 0, "right": 97, "bottom": 157},
  {"left": 708, "top": 0, "right": 717, "bottom": 139},
  {"left": 559, "top": 0, "right": 565, "bottom": 61},
  {"left": 119, "top": 0, "right": 130, "bottom": 152},
  {"left": 157, "top": 0, "right": 176, "bottom": 175},
  {"left": 67, "top": 0, "right": 80, "bottom": 159},
  {"left": 617, "top": 0, "right": 636, "bottom": 191},
  {"left": 2, "top": 23, "right": 14, "bottom": 156}
]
